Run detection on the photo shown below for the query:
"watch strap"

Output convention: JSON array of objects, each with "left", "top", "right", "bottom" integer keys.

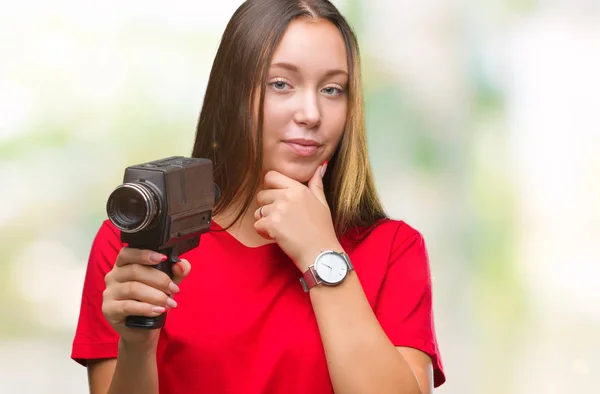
[{"left": 300, "top": 266, "right": 318, "bottom": 292}]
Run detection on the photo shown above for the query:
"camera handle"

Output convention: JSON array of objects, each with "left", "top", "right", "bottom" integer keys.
[{"left": 124, "top": 250, "right": 177, "bottom": 330}]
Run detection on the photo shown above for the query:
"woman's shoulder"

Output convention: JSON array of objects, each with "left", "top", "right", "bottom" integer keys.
[
  {"left": 373, "top": 218, "right": 422, "bottom": 237},
  {"left": 342, "top": 218, "right": 424, "bottom": 249},
  {"left": 90, "top": 219, "right": 124, "bottom": 252},
  {"left": 97, "top": 218, "right": 122, "bottom": 237}
]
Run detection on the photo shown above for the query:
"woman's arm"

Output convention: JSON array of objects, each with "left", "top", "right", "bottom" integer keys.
[
  {"left": 304, "top": 251, "right": 433, "bottom": 394},
  {"left": 86, "top": 342, "right": 159, "bottom": 394},
  {"left": 87, "top": 359, "right": 116, "bottom": 394},
  {"left": 91, "top": 248, "right": 190, "bottom": 394},
  {"left": 86, "top": 338, "right": 159, "bottom": 394},
  {"left": 105, "top": 339, "right": 160, "bottom": 394},
  {"left": 253, "top": 170, "right": 437, "bottom": 393}
]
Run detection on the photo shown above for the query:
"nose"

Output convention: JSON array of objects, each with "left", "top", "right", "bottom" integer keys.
[{"left": 294, "top": 90, "right": 321, "bottom": 129}]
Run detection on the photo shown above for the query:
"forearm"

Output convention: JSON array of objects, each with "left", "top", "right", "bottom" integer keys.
[
  {"left": 108, "top": 339, "right": 159, "bottom": 394},
  {"left": 309, "top": 271, "right": 422, "bottom": 394}
]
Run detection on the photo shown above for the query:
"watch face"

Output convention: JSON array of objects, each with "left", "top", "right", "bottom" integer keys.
[{"left": 314, "top": 252, "right": 349, "bottom": 285}]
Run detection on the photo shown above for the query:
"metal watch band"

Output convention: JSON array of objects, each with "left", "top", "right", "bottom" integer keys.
[
  {"left": 299, "top": 251, "right": 353, "bottom": 292},
  {"left": 300, "top": 266, "right": 319, "bottom": 292}
]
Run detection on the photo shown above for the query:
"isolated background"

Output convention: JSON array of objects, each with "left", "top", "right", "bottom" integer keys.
[{"left": 1, "top": 0, "right": 598, "bottom": 393}]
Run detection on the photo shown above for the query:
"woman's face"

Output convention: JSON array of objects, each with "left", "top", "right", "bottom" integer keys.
[{"left": 259, "top": 18, "right": 349, "bottom": 183}]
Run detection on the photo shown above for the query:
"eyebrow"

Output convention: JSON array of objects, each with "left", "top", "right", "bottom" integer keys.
[{"left": 270, "top": 62, "right": 348, "bottom": 78}]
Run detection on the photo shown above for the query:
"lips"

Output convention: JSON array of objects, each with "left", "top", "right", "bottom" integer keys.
[{"left": 283, "top": 138, "right": 322, "bottom": 157}]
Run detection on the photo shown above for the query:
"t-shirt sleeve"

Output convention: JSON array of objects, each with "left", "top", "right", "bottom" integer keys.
[
  {"left": 373, "top": 224, "right": 446, "bottom": 388},
  {"left": 71, "top": 220, "right": 122, "bottom": 366}
]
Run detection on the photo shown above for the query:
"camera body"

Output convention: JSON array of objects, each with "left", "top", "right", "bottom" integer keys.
[{"left": 106, "top": 156, "right": 219, "bottom": 329}]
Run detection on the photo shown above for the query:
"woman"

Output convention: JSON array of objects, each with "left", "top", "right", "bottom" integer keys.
[{"left": 71, "top": 1, "right": 446, "bottom": 393}]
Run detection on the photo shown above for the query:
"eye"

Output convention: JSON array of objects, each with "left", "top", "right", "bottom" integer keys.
[
  {"left": 268, "top": 79, "right": 291, "bottom": 91},
  {"left": 322, "top": 85, "right": 345, "bottom": 96}
]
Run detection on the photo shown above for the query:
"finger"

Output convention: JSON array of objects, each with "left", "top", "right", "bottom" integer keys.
[
  {"left": 116, "top": 247, "right": 167, "bottom": 267},
  {"left": 253, "top": 203, "right": 271, "bottom": 221},
  {"left": 308, "top": 161, "right": 328, "bottom": 206},
  {"left": 103, "top": 299, "right": 168, "bottom": 322},
  {"left": 263, "top": 170, "right": 298, "bottom": 189},
  {"left": 256, "top": 189, "right": 284, "bottom": 206},
  {"left": 109, "top": 281, "right": 177, "bottom": 310},
  {"left": 171, "top": 259, "right": 191, "bottom": 286},
  {"left": 253, "top": 219, "right": 274, "bottom": 241},
  {"left": 110, "top": 264, "right": 175, "bottom": 295}
]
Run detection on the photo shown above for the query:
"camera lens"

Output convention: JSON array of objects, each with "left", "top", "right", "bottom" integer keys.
[{"left": 106, "top": 182, "right": 159, "bottom": 233}]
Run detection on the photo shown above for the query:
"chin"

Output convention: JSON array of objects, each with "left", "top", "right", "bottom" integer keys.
[
  {"left": 281, "top": 168, "right": 314, "bottom": 183},
  {"left": 265, "top": 162, "right": 316, "bottom": 184}
]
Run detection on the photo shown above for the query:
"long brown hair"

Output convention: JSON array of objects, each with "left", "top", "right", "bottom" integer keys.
[{"left": 191, "top": 0, "right": 387, "bottom": 238}]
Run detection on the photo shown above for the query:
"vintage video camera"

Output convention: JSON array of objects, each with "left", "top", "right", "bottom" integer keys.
[{"left": 106, "top": 156, "right": 220, "bottom": 329}]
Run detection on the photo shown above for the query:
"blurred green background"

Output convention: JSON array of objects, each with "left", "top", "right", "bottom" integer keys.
[{"left": 1, "top": 1, "right": 599, "bottom": 393}]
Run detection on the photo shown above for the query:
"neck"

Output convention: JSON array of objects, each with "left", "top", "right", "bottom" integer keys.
[{"left": 213, "top": 190, "right": 275, "bottom": 248}]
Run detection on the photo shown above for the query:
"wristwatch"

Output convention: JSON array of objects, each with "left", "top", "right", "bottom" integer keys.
[{"left": 300, "top": 250, "right": 354, "bottom": 292}]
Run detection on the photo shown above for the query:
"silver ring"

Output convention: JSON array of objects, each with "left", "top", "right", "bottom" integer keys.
[{"left": 259, "top": 206, "right": 264, "bottom": 218}]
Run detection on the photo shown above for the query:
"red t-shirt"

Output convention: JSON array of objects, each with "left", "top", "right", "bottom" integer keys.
[{"left": 72, "top": 218, "right": 445, "bottom": 393}]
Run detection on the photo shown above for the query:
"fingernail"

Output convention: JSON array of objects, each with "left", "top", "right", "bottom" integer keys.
[
  {"left": 152, "top": 306, "right": 166, "bottom": 313},
  {"left": 169, "top": 282, "right": 180, "bottom": 294},
  {"left": 166, "top": 298, "right": 178, "bottom": 309},
  {"left": 150, "top": 253, "right": 166, "bottom": 263},
  {"left": 176, "top": 261, "right": 186, "bottom": 275},
  {"left": 321, "top": 161, "right": 328, "bottom": 177}
]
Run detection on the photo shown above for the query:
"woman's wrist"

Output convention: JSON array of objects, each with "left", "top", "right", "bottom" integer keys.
[
  {"left": 118, "top": 334, "right": 159, "bottom": 356},
  {"left": 109, "top": 335, "right": 160, "bottom": 394},
  {"left": 297, "top": 241, "right": 344, "bottom": 273}
]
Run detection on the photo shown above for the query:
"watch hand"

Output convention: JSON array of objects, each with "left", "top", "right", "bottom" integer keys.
[{"left": 323, "top": 264, "right": 332, "bottom": 269}]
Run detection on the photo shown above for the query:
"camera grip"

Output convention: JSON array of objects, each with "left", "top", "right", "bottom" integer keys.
[{"left": 124, "top": 254, "right": 177, "bottom": 330}]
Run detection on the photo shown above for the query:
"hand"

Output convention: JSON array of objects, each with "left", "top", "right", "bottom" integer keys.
[
  {"left": 253, "top": 163, "right": 342, "bottom": 272},
  {"left": 102, "top": 248, "right": 191, "bottom": 346}
]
